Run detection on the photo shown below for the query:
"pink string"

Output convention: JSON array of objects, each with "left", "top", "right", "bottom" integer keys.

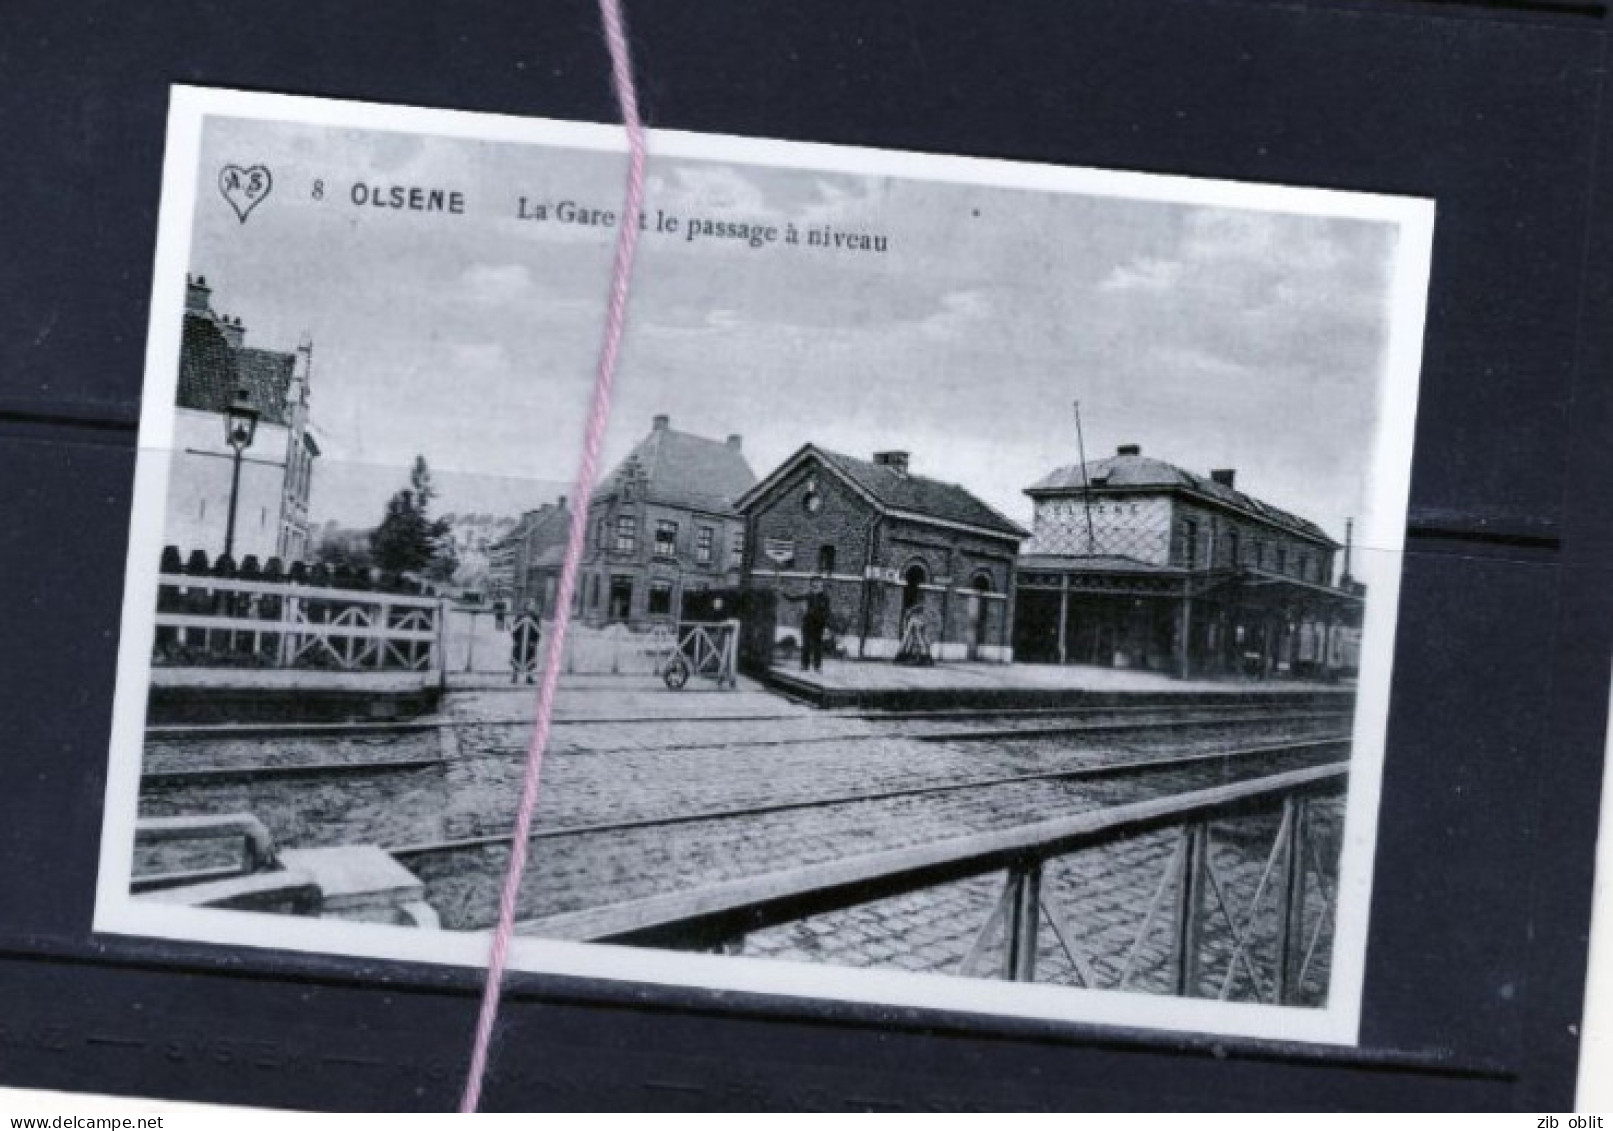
[{"left": 459, "top": 0, "right": 648, "bottom": 1111}]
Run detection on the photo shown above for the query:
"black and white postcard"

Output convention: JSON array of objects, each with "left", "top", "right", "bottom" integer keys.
[{"left": 96, "top": 86, "right": 1435, "bottom": 1046}]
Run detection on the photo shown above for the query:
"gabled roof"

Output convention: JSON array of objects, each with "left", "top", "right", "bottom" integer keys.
[
  {"left": 738, "top": 444, "right": 1029, "bottom": 541},
  {"left": 176, "top": 313, "right": 297, "bottom": 427},
  {"left": 1027, "top": 449, "right": 1337, "bottom": 547},
  {"left": 522, "top": 502, "right": 572, "bottom": 553},
  {"left": 493, "top": 502, "right": 570, "bottom": 552},
  {"left": 599, "top": 424, "right": 757, "bottom": 515}
]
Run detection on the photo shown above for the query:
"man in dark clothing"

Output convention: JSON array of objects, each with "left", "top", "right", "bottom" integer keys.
[{"left": 799, "top": 576, "right": 831, "bottom": 672}]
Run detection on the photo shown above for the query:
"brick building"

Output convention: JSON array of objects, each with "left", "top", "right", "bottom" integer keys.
[
  {"left": 165, "top": 274, "right": 319, "bottom": 564},
  {"left": 486, "top": 501, "right": 572, "bottom": 613},
  {"left": 512, "top": 499, "right": 572, "bottom": 616},
  {"left": 579, "top": 416, "right": 756, "bottom": 627},
  {"left": 736, "top": 446, "right": 1028, "bottom": 661},
  {"left": 1014, "top": 443, "right": 1363, "bottom": 678}
]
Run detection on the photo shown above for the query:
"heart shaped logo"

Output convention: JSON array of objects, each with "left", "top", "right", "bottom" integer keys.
[{"left": 218, "top": 164, "right": 273, "bottom": 224}]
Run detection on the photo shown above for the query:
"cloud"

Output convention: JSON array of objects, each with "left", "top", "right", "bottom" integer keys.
[
  {"left": 652, "top": 166, "right": 770, "bottom": 215},
  {"left": 1094, "top": 208, "right": 1396, "bottom": 386},
  {"left": 457, "top": 264, "right": 535, "bottom": 304},
  {"left": 921, "top": 289, "right": 994, "bottom": 340},
  {"left": 1099, "top": 258, "right": 1184, "bottom": 294},
  {"left": 797, "top": 177, "right": 887, "bottom": 227},
  {"left": 1146, "top": 344, "right": 1256, "bottom": 382},
  {"left": 647, "top": 165, "right": 886, "bottom": 232}
]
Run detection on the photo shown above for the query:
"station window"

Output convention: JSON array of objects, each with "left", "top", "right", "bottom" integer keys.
[
  {"left": 1224, "top": 530, "right": 1240, "bottom": 568},
  {"left": 655, "top": 520, "right": 678, "bottom": 558},
  {"left": 648, "top": 580, "right": 673, "bottom": 617},
  {"left": 730, "top": 527, "right": 746, "bottom": 568},
  {"left": 1276, "top": 545, "right": 1288, "bottom": 574},
  {"left": 696, "top": 526, "right": 715, "bottom": 565},
  {"left": 818, "top": 544, "right": 837, "bottom": 575},
  {"left": 615, "top": 515, "right": 637, "bottom": 555},
  {"left": 595, "top": 518, "right": 607, "bottom": 553}
]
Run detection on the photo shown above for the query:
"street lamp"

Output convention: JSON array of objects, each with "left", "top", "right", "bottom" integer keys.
[{"left": 222, "top": 386, "right": 260, "bottom": 561}]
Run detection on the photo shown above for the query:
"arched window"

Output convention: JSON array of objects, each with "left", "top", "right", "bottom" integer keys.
[{"left": 901, "top": 562, "right": 928, "bottom": 612}]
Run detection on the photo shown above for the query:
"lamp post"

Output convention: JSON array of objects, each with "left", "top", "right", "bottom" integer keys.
[{"left": 222, "top": 386, "right": 260, "bottom": 562}]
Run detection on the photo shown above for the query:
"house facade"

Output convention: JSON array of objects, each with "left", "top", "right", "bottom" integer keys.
[
  {"left": 736, "top": 446, "right": 1028, "bottom": 662},
  {"left": 511, "top": 499, "right": 573, "bottom": 617},
  {"left": 164, "top": 274, "right": 320, "bottom": 565},
  {"left": 579, "top": 416, "right": 756, "bottom": 627},
  {"left": 1013, "top": 443, "right": 1363, "bottom": 678}
]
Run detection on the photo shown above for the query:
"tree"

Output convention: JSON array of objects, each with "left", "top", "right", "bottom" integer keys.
[
  {"left": 313, "top": 524, "right": 373, "bottom": 573},
  {"left": 370, "top": 456, "right": 457, "bottom": 579}
]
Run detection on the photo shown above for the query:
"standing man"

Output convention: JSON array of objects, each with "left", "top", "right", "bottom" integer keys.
[{"left": 784, "top": 575, "right": 833, "bottom": 673}]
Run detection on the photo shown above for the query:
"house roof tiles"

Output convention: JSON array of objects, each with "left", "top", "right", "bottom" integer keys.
[
  {"left": 737, "top": 444, "right": 1028, "bottom": 540},
  {"left": 1027, "top": 450, "right": 1336, "bottom": 546},
  {"left": 816, "top": 448, "right": 1029, "bottom": 539},
  {"left": 600, "top": 424, "right": 757, "bottom": 515},
  {"left": 176, "top": 313, "right": 297, "bottom": 426}
]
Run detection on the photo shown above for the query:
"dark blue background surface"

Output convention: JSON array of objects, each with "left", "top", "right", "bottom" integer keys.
[{"left": 2, "top": 0, "right": 1611, "bottom": 1110}]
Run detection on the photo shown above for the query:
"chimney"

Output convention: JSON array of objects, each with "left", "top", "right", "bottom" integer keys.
[
  {"left": 1116, "top": 443, "right": 1141, "bottom": 456},
  {"left": 186, "top": 274, "right": 212, "bottom": 315},
  {"left": 873, "top": 451, "right": 910, "bottom": 475},
  {"left": 652, "top": 414, "right": 670, "bottom": 431},
  {"left": 218, "top": 315, "right": 245, "bottom": 349},
  {"left": 1210, "top": 468, "right": 1236, "bottom": 488},
  {"left": 727, "top": 434, "right": 743, "bottom": 450},
  {"left": 557, "top": 496, "right": 567, "bottom": 510}
]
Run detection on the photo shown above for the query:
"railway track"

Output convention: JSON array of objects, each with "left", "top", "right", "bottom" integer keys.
[
  {"left": 142, "top": 702, "right": 1352, "bottom": 784},
  {"left": 387, "top": 734, "right": 1348, "bottom": 860},
  {"left": 145, "top": 697, "right": 1352, "bottom": 740}
]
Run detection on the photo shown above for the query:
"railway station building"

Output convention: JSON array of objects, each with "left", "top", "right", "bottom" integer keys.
[
  {"left": 736, "top": 446, "right": 1028, "bottom": 661},
  {"left": 1013, "top": 444, "right": 1364, "bottom": 679}
]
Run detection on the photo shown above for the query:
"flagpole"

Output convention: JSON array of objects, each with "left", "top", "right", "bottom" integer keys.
[{"left": 1074, "top": 400, "right": 1098, "bottom": 553}]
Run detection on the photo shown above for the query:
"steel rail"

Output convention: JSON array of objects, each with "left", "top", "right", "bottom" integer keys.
[
  {"left": 143, "top": 711, "right": 1351, "bottom": 777},
  {"left": 142, "top": 756, "right": 445, "bottom": 787},
  {"left": 434, "top": 709, "right": 1353, "bottom": 758},
  {"left": 389, "top": 735, "right": 1349, "bottom": 860},
  {"left": 145, "top": 698, "right": 1353, "bottom": 741}
]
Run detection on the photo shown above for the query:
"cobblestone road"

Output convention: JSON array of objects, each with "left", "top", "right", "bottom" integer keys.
[
  {"left": 138, "top": 676, "right": 1349, "bottom": 1005},
  {"left": 741, "top": 801, "right": 1343, "bottom": 1005}
]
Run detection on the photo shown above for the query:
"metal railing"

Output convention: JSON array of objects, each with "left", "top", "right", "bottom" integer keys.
[
  {"left": 660, "top": 619, "right": 741, "bottom": 689},
  {"left": 154, "top": 573, "right": 441, "bottom": 672},
  {"left": 521, "top": 763, "right": 1346, "bottom": 1004},
  {"left": 132, "top": 812, "right": 280, "bottom": 893},
  {"left": 133, "top": 811, "right": 321, "bottom": 915}
]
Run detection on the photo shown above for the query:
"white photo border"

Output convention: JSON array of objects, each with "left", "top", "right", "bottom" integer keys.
[{"left": 94, "top": 84, "right": 1436, "bottom": 1048}]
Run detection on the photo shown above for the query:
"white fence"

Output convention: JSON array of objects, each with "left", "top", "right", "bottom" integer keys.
[
  {"left": 154, "top": 573, "right": 441, "bottom": 672},
  {"left": 442, "top": 610, "right": 677, "bottom": 677}
]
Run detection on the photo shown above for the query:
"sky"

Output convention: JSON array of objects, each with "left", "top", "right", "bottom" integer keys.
[{"left": 186, "top": 117, "right": 1407, "bottom": 575}]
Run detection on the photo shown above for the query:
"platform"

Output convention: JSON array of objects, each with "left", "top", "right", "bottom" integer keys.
[
  {"left": 759, "top": 657, "right": 1354, "bottom": 710},
  {"left": 148, "top": 667, "right": 441, "bottom": 724}
]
